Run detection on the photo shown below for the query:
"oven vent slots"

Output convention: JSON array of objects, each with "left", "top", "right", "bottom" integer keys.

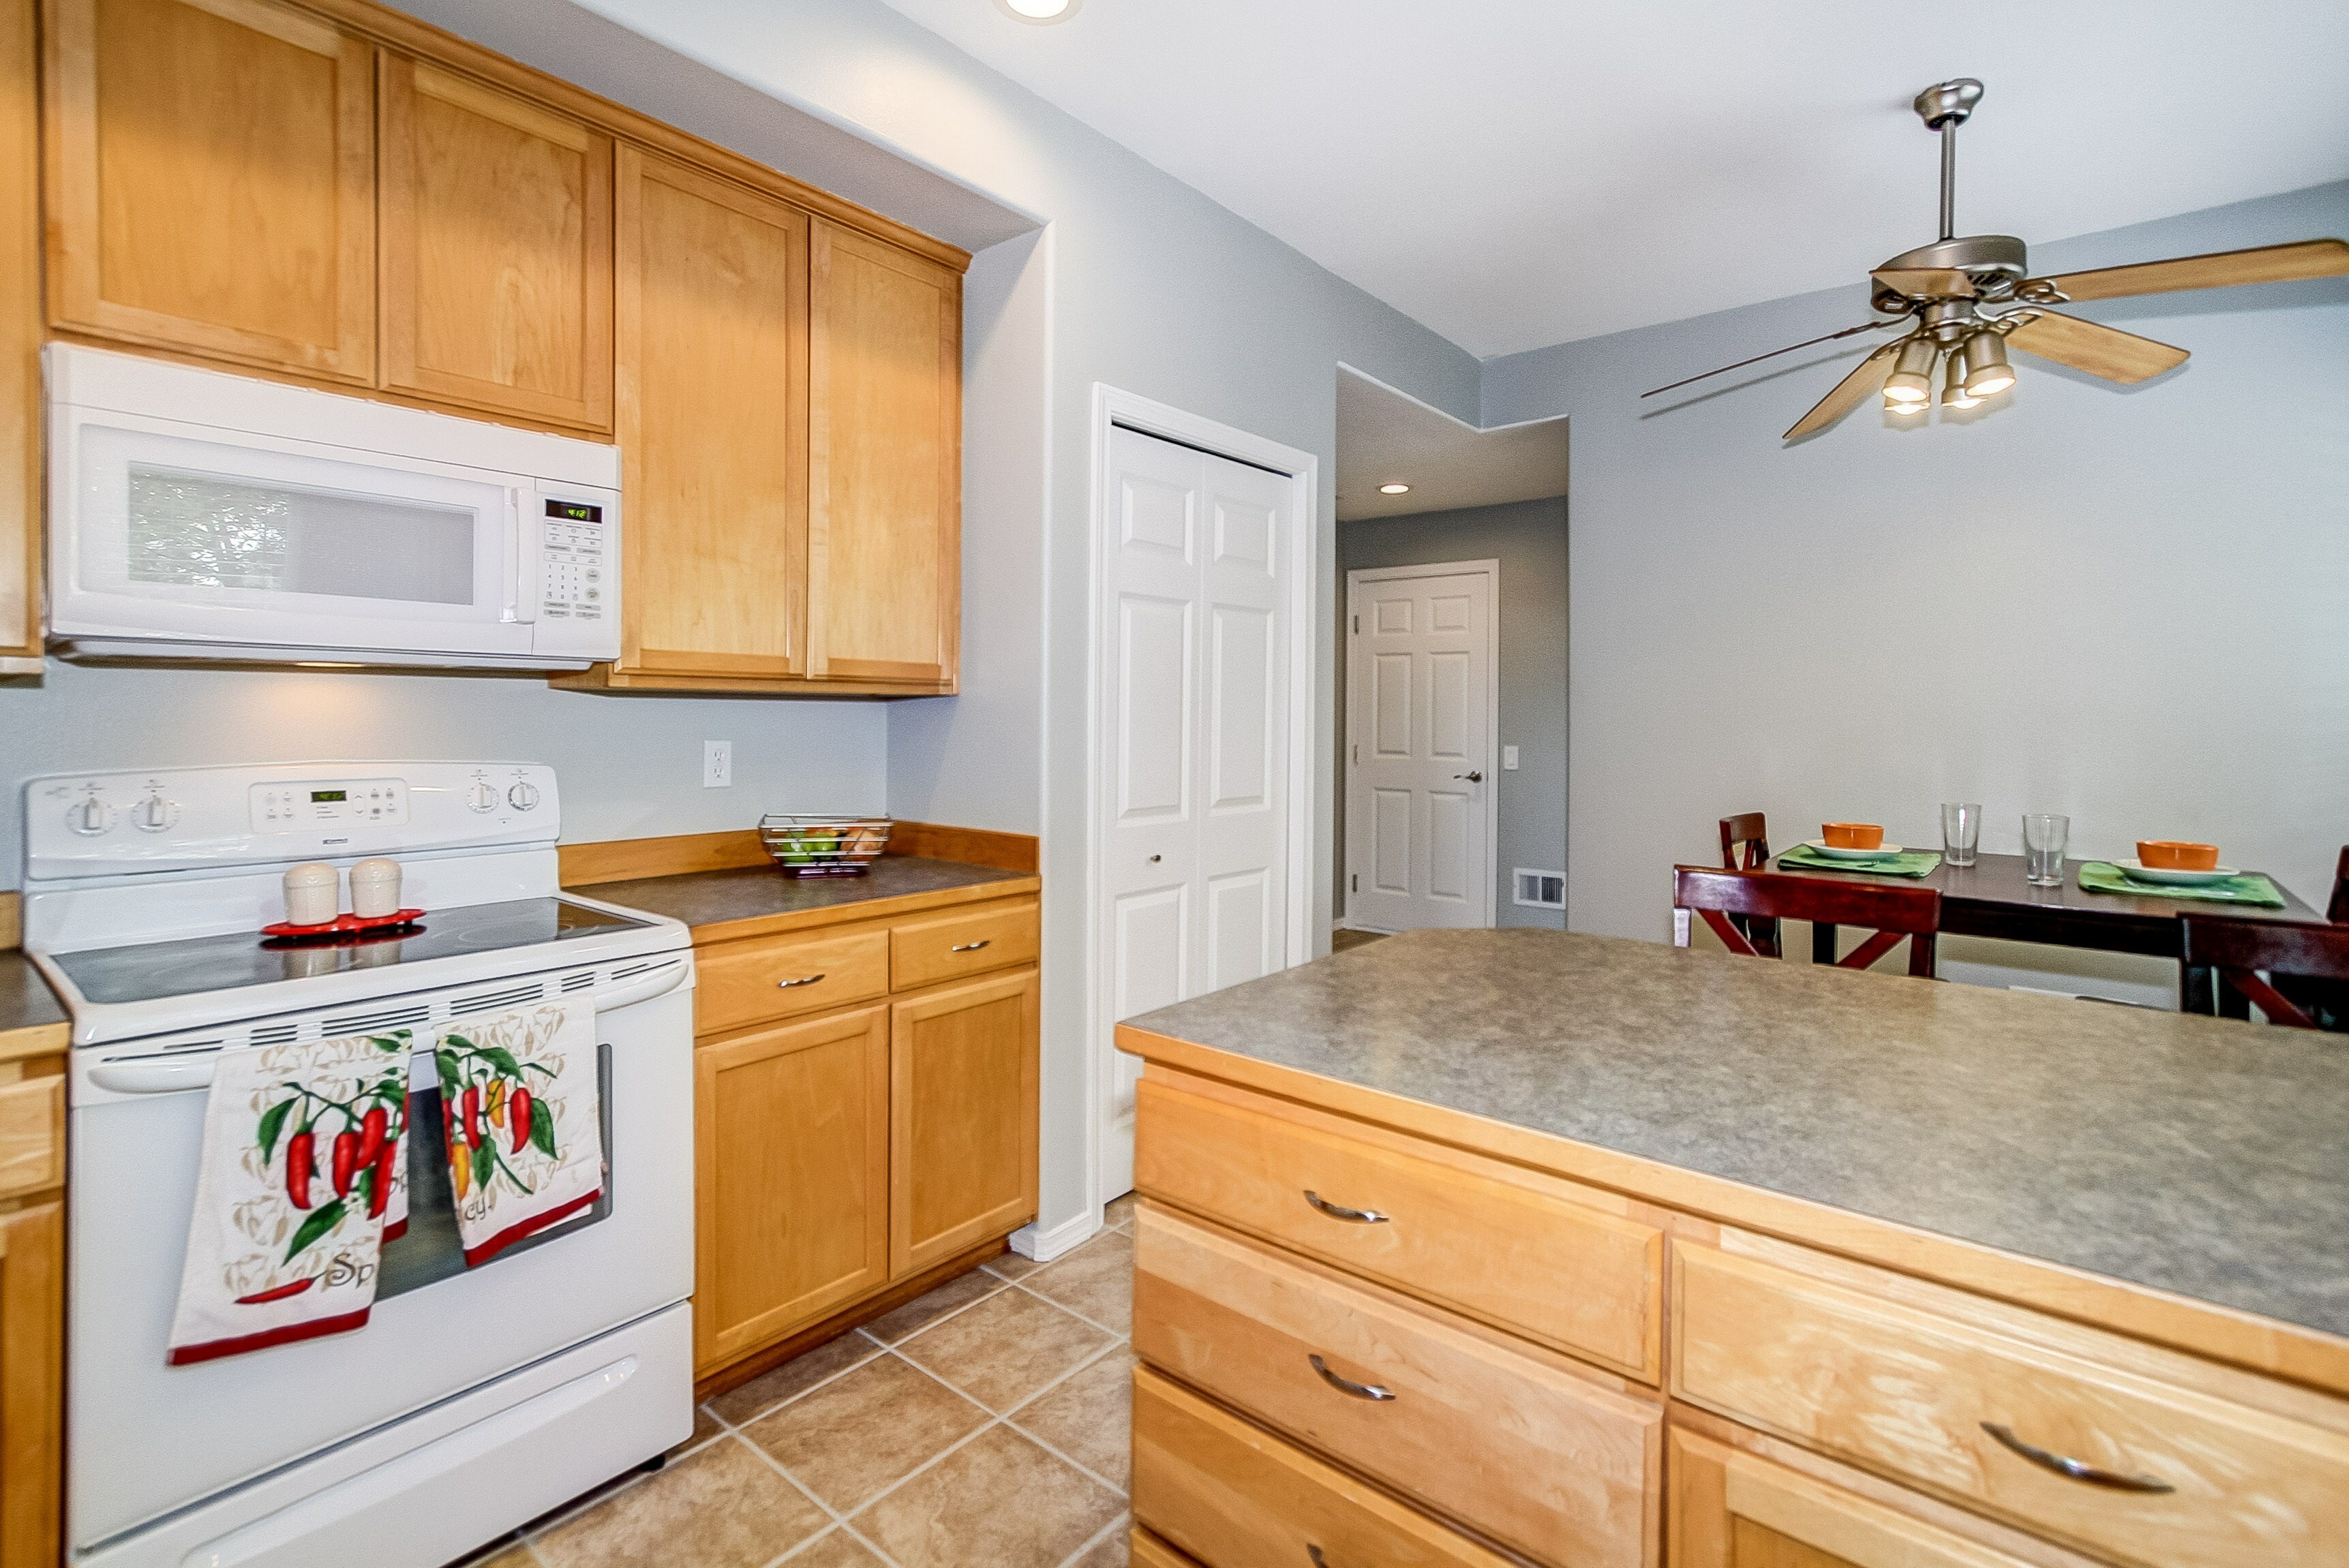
[
  {"left": 246, "top": 1024, "right": 299, "bottom": 1046},
  {"left": 322, "top": 1004, "right": 431, "bottom": 1035},
  {"left": 610, "top": 960, "right": 658, "bottom": 980},
  {"left": 451, "top": 982, "right": 546, "bottom": 1015},
  {"left": 560, "top": 971, "right": 598, "bottom": 992}
]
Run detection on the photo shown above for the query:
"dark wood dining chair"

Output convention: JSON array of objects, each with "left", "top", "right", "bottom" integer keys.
[
  {"left": 2330, "top": 846, "right": 2349, "bottom": 924},
  {"left": 2179, "top": 916, "right": 2349, "bottom": 1029},
  {"left": 1716, "top": 813, "right": 1780, "bottom": 957},
  {"left": 1673, "top": 865, "right": 1940, "bottom": 978}
]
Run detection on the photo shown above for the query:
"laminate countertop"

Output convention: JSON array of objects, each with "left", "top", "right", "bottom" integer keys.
[
  {"left": 574, "top": 855, "right": 1037, "bottom": 943},
  {"left": 0, "top": 947, "right": 70, "bottom": 1062},
  {"left": 1125, "top": 928, "right": 2349, "bottom": 1343}
]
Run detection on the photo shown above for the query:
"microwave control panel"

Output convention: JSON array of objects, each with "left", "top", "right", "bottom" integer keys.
[{"left": 539, "top": 497, "right": 607, "bottom": 623}]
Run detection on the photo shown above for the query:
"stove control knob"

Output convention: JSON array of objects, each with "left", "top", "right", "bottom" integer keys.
[
  {"left": 67, "top": 797, "right": 115, "bottom": 836},
  {"left": 133, "top": 794, "right": 179, "bottom": 833},
  {"left": 466, "top": 782, "right": 499, "bottom": 813},
  {"left": 506, "top": 781, "right": 541, "bottom": 812}
]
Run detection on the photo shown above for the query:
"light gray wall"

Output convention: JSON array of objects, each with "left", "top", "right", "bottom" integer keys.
[
  {"left": 0, "top": 662, "right": 887, "bottom": 873},
  {"left": 1336, "top": 497, "right": 1569, "bottom": 931},
  {"left": 1483, "top": 179, "right": 2349, "bottom": 998}
]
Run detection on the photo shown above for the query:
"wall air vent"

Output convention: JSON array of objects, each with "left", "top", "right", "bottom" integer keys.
[{"left": 1513, "top": 869, "right": 1565, "bottom": 910}]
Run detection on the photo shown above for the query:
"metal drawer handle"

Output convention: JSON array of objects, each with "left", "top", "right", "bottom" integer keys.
[
  {"left": 1980, "top": 1423, "right": 2176, "bottom": 1494},
  {"left": 1307, "top": 1548, "right": 1331, "bottom": 1568},
  {"left": 1308, "top": 1354, "right": 1394, "bottom": 1402},
  {"left": 776, "top": 973, "right": 828, "bottom": 989},
  {"left": 1303, "top": 1190, "right": 1389, "bottom": 1224},
  {"left": 950, "top": 939, "right": 991, "bottom": 953}
]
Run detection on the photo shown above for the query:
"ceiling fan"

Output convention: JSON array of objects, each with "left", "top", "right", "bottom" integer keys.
[{"left": 1642, "top": 79, "right": 2349, "bottom": 439}]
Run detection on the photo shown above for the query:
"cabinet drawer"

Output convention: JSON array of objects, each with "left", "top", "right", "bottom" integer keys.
[
  {"left": 890, "top": 900, "right": 1037, "bottom": 991},
  {"left": 696, "top": 928, "right": 890, "bottom": 1034},
  {"left": 1134, "top": 1203, "right": 1660, "bottom": 1567},
  {"left": 1130, "top": 1527, "right": 1202, "bottom": 1568},
  {"left": 1135, "top": 1078, "right": 1662, "bottom": 1379},
  {"left": 0, "top": 1075, "right": 63, "bottom": 1199},
  {"left": 1672, "top": 1240, "right": 2349, "bottom": 1568},
  {"left": 1132, "top": 1366, "right": 1517, "bottom": 1568}
]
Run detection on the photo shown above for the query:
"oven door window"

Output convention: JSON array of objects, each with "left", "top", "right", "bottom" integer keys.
[{"left": 378, "top": 1041, "right": 614, "bottom": 1301}]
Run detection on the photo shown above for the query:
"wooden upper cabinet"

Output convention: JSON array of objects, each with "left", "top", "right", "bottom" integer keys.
[
  {"left": 42, "top": 0, "right": 376, "bottom": 381},
  {"left": 378, "top": 55, "right": 613, "bottom": 431},
  {"left": 810, "top": 219, "right": 961, "bottom": 688},
  {"left": 613, "top": 147, "right": 808, "bottom": 678},
  {"left": 2, "top": 0, "right": 42, "bottom": 662}
]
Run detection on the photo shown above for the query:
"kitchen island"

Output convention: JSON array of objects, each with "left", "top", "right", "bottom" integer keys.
[{"left": 1117, "top": 928, "right": 2349, "bottom": 1568}]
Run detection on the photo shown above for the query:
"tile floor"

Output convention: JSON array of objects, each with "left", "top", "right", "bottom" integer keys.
[{"left": 453, "top": 1195, "right": 1140, "bottom": 1568}]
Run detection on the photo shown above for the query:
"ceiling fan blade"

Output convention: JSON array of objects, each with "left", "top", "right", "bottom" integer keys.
[
  {"left": 1639, "top": 321, "right": 1883, "bottom": 398},
  {"left": 1783, "top": 341, "right": 1900, "bottom": 440},
  {"left": 2004, "top": 311, "right": 2188, "bottom": 383},
  {"left": 2025, "top": 238, "right": 2349, "bottom": 303},
  {"left": 1870, "top": 267, "right": 1973, "bottom": 298}
]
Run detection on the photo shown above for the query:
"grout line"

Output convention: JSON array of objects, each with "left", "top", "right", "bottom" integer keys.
[
  {"left": 1054, "top": 1509, "right": 1132, "bottom": 1568},
  {"left": 866, "top": 1275, "right": 1014, "bottom": 1350},
  {"left": 735, "top": 1430, "right": 907, "bottom": 1568},
  {"left": 1001, "top": 1410, "right": 1130, "bottom": 1501},
  {"left": 1007, "top": 1276, "right": 1129, "bottom": 1342},
  {"left": 888, "top": 1337, "right": 1132, "bottom": 1498},
  {"left": 708, "top": 1328, "right": 890, "bottom": 1428}
]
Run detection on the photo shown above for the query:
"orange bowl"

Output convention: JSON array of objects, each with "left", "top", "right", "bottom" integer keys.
[
  {"left": 2138, "top": 840, "right": 2219, "bottom": 872},
  {"left": 1823, "top": 822, "right": 1885, "bottom": 851}
]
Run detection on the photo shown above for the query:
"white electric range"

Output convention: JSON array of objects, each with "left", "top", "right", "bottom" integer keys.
[{"left": 22, "top": 761, "right": 697, "bottom": 1568}]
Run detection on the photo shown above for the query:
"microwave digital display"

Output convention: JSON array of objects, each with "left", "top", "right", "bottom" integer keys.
[{"left": 545, "top": 499, "right": 602, "bottom": 524}]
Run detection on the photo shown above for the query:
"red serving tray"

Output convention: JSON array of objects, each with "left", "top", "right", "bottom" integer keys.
[{"left": 260, "top": 908, "right": 426, "bottom": 938}]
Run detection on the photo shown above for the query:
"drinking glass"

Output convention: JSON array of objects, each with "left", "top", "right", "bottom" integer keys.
[
  {"left": 2022, "top": 813, "right": 2070, "bottom": 887},
  {"left": 1940, "top": 802, "right": 1982, "bottom": 867}
]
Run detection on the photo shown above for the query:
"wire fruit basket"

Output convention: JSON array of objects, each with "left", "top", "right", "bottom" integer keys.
[{"left": 759, "top": 814, "right": 892, "bottom": 877}]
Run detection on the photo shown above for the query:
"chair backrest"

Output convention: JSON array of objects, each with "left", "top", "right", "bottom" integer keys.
[
  {"left": 1718, "top": 812, "right": 1771, "bottom": 871},
  {"left": 2179, "top": 916, "right": 2349, "bottom": 1028},
  {"left": 2329, "top": 846, "right": 2348, "bottom": 925},
  {"left": 1673, "top": 865, "right": 1941, "bottom": 978}
]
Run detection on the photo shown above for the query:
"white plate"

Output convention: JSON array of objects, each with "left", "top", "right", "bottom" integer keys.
[
  {"left": 2114, "top": 857, "right": 2237, "bottom": 887},
  {"left": 1803, "top": 839, "right": 1904, "bottom": 861}
]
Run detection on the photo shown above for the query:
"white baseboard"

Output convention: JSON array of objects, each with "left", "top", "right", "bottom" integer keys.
[{"left": 1009, "top": 1209, "right": 1102, "bottom": 1263}]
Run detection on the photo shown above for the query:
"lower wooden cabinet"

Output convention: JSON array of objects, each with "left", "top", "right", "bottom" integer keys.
[
  {"left": 695, "top": 1006, "right": 890, "bottom": 1370},
  {"left": 890, "top": 967, "right": 1040, "bottom": 1278},
  {"left": 0, "top": 1199, "right": 63, "bottom": 1565}
]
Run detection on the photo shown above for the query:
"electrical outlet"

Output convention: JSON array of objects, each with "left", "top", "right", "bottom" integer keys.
[
  {"left": 702, "top": 740, "right": 733, "bottom": 788},
  {"left": 1502, "top": 745, "right": 1520, "bottom": 771}
]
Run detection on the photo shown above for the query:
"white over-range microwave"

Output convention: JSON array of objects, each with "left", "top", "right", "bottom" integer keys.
[{"left": 46, "top": 345, "right": 621, "bottom": 669}]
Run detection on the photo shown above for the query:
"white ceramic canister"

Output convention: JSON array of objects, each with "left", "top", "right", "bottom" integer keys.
[
  {"left": 282, "top": 862, "right": 341, "bottom": 927},
  {"left": 350, "top": 857, "right": 405, "bottom": 919}
]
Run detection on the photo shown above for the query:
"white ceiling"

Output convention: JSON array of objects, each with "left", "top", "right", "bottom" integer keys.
[
  {"left": 1337, "top": 367, "right": 1565, "bottom": 523},
  {"left": 876, "top": 0, "right": 2349, "bottom": 357}
]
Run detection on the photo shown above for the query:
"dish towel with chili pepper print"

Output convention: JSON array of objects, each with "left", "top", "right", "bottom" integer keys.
[
  {"left": 166, "top": 1030, "right": 412, "bottom": 1366},
  {"left": 434, "top": 999, "right": 603, "bottom": 1267}
]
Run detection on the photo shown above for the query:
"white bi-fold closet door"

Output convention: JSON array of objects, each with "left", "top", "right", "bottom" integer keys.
[{"left": 1099, "top": 424, "right": 1292, "bottom": 1197}]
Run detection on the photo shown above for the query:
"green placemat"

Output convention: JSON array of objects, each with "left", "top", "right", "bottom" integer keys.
[
  {"left": 2078, "top": 861, "right": 2287, "bottom": 907},
  {"left": 1777, "top": 845, "right": 1943, "bottom": 878}
]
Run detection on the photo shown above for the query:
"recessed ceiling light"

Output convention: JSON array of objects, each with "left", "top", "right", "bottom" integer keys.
[
  {"left": 1378, "top": 482, "right": 1410, "bottom": 495},
  {"left": 993, "top": 0, "right": 1080, "bottom": 22}
]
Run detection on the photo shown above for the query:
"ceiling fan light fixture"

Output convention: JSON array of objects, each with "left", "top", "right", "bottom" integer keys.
[
  {"left": 1962, "top": 330, "right": 2015, "bottom": 397},
  {"left": 1941, "top": 348, "right": 1980, "bottom": 408},
  {"left": 992, "top": 0, "right": 1080, "bottom": 22},
  {"left": 1882, "top": 337, "right": 1939, "bottom": 403}
]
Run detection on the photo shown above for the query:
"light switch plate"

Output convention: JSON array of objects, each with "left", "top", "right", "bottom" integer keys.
[
  {"left": 703, "top": 741, "right": 732, "bottom": 788},
  {"left": 1502, "top": 745, "right": 1520, "bottom": 771}
]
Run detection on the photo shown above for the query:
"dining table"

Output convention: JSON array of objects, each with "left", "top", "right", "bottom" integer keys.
[{"left": 1767, "top": 848, "right": 2326, "bottom": 1013}]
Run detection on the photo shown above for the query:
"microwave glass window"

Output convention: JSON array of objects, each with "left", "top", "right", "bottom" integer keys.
[{"left": 126, "top": 467, "right": 477, "bottom": 605}]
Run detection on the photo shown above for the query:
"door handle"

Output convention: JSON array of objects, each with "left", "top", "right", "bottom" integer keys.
[{"left": 1454, "top": 771, "right": 1483, "bottom": 782}]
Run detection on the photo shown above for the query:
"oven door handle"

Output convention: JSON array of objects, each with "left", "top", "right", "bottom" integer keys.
[{"left": 89, "top": 963, "right": 688, "bottom": 1094}]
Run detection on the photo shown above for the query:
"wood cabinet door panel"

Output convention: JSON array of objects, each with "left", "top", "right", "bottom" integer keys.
[
  {"left": 1669, "top": 1428, "right": 2042, "bottom": 1568},
  {"left": 695, "top": 1006, "right": 888, "bottom": 1371},
  {"left": 1132, "top": 1366, "right": 1516, "bottom": 1568},
  {"left": 380, "top": 57, "right": 612, "bottom": 430},
  {"left": 889, "top": 966, "right": 1038, "bottom": 1276},
  {"left": 0, "top": 1201, "right": 63, "bottom": 1566},
  {"left": 1672, "top": 1242, "right": 2349, "bottom": 1568},
  {"left": 1, "top": 0, "right": 38, "bottom": 658},
  {"left": 1134, "top": 1203, "right": 1663, "bottom": 1567},
  {"left": 808, "top": 219, "right": 958, "bottom": 686},
  {"left": 45, "top": 0, "right": 375, "bottom": 379},
  {"left": 889, "top": 897, "right": 1039, "bottom": 992},
  {"left": 0, "top": 1077, "right": 63, "bottom": 1200},
  {"left": 616, "top": 147, "right": 807, "bottom": 677},
  {"left": 1136, "top": 1077, "right": 1663, "bottom": 1380},
  {"left": 695, "top": 926, "right": 890, "bottom": 1037}
]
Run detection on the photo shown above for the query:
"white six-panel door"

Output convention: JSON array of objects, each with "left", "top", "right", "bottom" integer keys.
[
  {"left": 1346, "top": 562, "right": 1496, "bottom": 932},
  {"left": 1100, "top": 425, "right": 1290, "bottom": 1197}
]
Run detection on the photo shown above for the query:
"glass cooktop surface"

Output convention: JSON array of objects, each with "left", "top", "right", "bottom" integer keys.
[{"left": 52, "top": 897, "right": 648, "bottom": 1006}]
